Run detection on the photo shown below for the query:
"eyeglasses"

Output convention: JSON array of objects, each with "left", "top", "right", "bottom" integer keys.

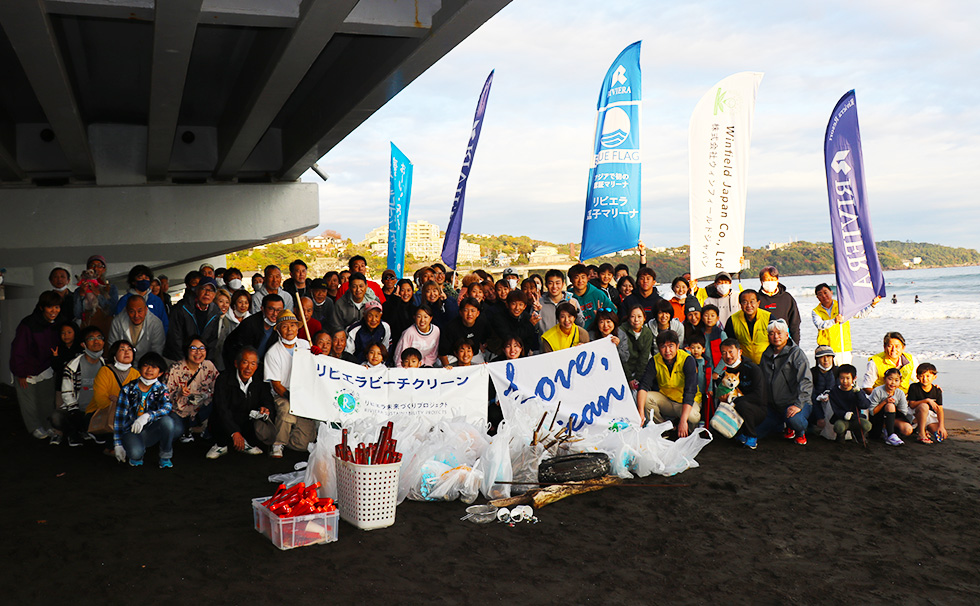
[
  {"left": 85, "top": 335, "right": 105, "bottom": 342},
  {"left": 89, "top": 262, "right": 106, "bottom": 269},
  {"left": 189, "top": 346, "right": 207, "bottom": 351},
  {"left": 383, "top": 275, "right": 396, "bottom": 281}
]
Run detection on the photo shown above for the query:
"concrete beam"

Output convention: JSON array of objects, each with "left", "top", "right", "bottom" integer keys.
[
  {"left": 146, "top": 0, "right": 204, "bottom": 181},
  {"left": 338, "top": 0, "right": 440, "bottom": 38},
  {"left": 212, "top": 0, "right": 360, "bottom": 180},
  {"left": 45, "top": 0, "right": 301, "bottom": 27},
  {"left": 0, "top": 116, "right": 27, "bottom": 182},
  {"left": 0, "top": 182, "right": 319, "bottom": 270},
  {"left": 279, "top": 0, "right": 511, "bottom": 181},
  {"left": 0, "top": 1, "right": 95, "bottom": 179}
]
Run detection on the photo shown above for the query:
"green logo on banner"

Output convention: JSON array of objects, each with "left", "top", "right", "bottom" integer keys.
[
  {"left": 713, "top": 88, "right": 727, "bottom": 115},
  {"left": 337, "top": 393, "right": 356, "bottom": 413}
]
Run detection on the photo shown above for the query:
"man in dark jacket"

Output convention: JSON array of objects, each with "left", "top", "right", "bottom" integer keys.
[
  {"left": 488, "top": 291, "right": 541, "bottom": 356},
  {"left": 222, "top": 294, "right": 284, "bottom": 371},
  {"left": 757, "top": 319, "right": 812, "bottom": 445},
  {"left": 206, "top": 347, "right": 276, "bottom": 458},
  {"left": 717, "top": 338, "right": 769, "bottom": 449},
  {"left": 164, "top": 277, "right": 222, "bottom": 363},
  {"left": 439, "top": 297, "right": 491, "bottom": 366},
  {"left": 620, "top": 267, "right": 661, "bottom": 321},
  {"left": 757, "top": 266, "right": 802, "bottom": 345}
]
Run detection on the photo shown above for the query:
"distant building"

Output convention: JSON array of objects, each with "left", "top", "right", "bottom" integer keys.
[
  {"left": 528, "top": 245, "right": 570, "bottom": 265},
  {"left": 308, "top": 234, "right": 342, "bottom": 249},
  {"left": 912, "top": 256, "right": 922, "bottom": 265},
  {"left": 360, "top": 220, "right": 480, "bottom": 262},
  {"left": 767, "top": 239, "right": 795, "bottom": 251}
]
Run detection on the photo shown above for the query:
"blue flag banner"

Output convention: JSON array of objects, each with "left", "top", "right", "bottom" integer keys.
[
  {"left": 388, "top": 143, "right": 413, "bottom": 278},
  {"left": 442, "top": 70, "right": 494, "bottom": 270},
  {"left": 580, "top": 41, "right": 642, "bottom": 261},
  {"left": 823, "top": 90, "right": 886, "bottom": 319}
]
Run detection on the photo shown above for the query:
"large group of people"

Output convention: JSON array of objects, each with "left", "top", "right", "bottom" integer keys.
[{"left": 9, "top": 247, "right": 948, "bottom": 467}]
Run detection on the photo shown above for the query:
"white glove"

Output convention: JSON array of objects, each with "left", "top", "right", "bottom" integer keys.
[
  {"left": 817, "top": 393, "right": 829, "bottom": 403},
  {"left": 114, "top": 444, "right": 127, "bottom": 462},
  {"left": 249, "top": 409, "right": 269, "bottom": 421},
  {"left": 844, "top": 412, "right": 853, "bottom": 421},
  {"left": 131, "top": 413, "right": 151, "bottom": 434}
]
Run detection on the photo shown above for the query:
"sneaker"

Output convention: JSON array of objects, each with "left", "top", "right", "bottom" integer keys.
[
  {"left": 271, "top": 443, "right": 284, "bottom": 458},
  {"left": 129, "top": 459, "right": 144, "bottom": 467},
  {"left": 885, "top": 433, "right": 904, "bottom": 446},
  {"left": 159, "top": 458, "right": 173, "bottom": 469},
  {"left": 206, "top": 445, "right": 228, "bottom": 459},
  {"left": 782, "top": 427, "right": 796, "bottom": 440},
  {"left": 67, "top": 434, "right": 83, "bottom": 447},
  {"left": 242, "top": 441, "right": 263, "bottom": 455},
  {"left": 794, "top": 433, "right": 807, "bottom": 446},
  {"left": 736, "top": 433, "right": 748, "bottom": 445},
  {"left": 85, "top": 432, "right": 106, "bottom": 445},
  {"left": 32, "top": 428, "right": 50, "bottom": 440},
  {"left": 49, "top": 433, "right": 63, "bottom": 446},
  {"left": 745, "top": 437, "right": 758, "bottom": 450},
  {"left": 179, "top": 432, "right": 195, "bottom": 443}
]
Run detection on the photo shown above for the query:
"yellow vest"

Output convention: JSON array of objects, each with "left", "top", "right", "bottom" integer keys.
[
  {"left": 813, "top": 301, "right": 852, "bottom": 352},
  {"left": 542, "top": 324, "right": 581, "bottom": 352},
  {"left": 653, "top": 349, "right": 701, "bottom": 404},
  {"left": 692, "top": 287, "right": 708, "bottom": 306},
  {"left": 730, "top": 308, "right": 771, "bottom": 364},
  {"left": 869, "top": 352, "right": 916, "bottom": 393}
]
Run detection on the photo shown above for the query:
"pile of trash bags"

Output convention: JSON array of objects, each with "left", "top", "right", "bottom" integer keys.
[{"left": 301, "top": 405, "right": 712, "bottom": 506}]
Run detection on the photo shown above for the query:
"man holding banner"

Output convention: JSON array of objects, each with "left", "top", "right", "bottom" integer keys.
[
  {"left": 823, "top": 90, "right": 886, "bottom": 345},
  {"left": 811, "top": 282, "right": 879, "bottom": 365},
  {"left": 580, "top": 41, "right": 642, "bottom": 261}
]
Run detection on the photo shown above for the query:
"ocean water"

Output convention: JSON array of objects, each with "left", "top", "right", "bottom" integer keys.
[
  {"left": 754, "top": 265, "right": 980, "bottom": 361},
  {"left": 728, "top": 265, "right": 980, "bottom": 412}
]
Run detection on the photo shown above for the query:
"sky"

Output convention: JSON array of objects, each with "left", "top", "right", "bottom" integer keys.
[{"left": 301, "top": 0, "right": 980, "bottom": 252}]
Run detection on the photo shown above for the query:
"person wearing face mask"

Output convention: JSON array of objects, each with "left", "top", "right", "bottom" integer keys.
[
  {"left": 91, "top": 340, "right": 141, "bottom": 435},
  {"left": 10, "top": 291, "right": 63, "bottom": 440},
  {"left": 48, "top": 266, "right": 77, "bottom": 326},
  {"left": 223, "top": 268, "right": 245, "bottom": 294},
  {"left": 51, "top": 326, "right": 107, "bottom": 446},
  {"left": 756, "top": 266, "right": 801, "bottom": 346},
  {"left": 502, "top": 268, "right": 520, "bottom": 292},
  {"left": 115, "top": 265, "right": 169, "bottom": 333},
  {"left": 264, "top": 309, "right": 314, "bottom": 457},
  {"left": 716, "top": 339, "right": 768, "bottom": 449},
  {"left": 810, "top": 345, "right": 839, "bottom": 440},
  {"left": 703, "top": 272, "right": 740, "bottom": 327},
  {"left": 113, "top": 352, "right": 179, "bottom": 468}
]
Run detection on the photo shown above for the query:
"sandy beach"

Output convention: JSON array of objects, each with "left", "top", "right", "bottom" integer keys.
[{"left": 3, "top": 387, "right": 980, "bottom": 605}]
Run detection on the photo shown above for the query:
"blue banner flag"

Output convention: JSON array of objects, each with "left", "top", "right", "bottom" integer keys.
[
  {"left": 824, "top": 90, "right": 886, "bottom": 319},
  {"left": 388, "top": 143, "right": 413, "bottom": 278},
  {"left": 441, "top": 70, "right": 494, "bottom": 270},
  {"left": 580, "top": 41, "right": 642, "bottom": 261}
]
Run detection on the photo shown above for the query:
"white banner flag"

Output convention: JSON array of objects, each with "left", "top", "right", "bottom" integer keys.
[
  {"left": 689, "top": 72, "right": 763, "bottom": 280},
  {"left": 289, "top": 350, "right": 489, "bottom": 427},
  {"left": 487, "top": 338, "right": 639, "bottom": 437}
]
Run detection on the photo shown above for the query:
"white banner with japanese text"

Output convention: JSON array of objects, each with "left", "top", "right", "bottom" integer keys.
[
  {"left": 289, "top": 350, "right": 489, "bottom": 427},
  {"left": 487, "top": 338, "right": 640, "bottom": 437}
]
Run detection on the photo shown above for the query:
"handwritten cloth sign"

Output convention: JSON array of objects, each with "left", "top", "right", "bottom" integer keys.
[
  {"left": 289, "top": 350, "right": 489, "bottom": 427},
  {"left": 487, "top": 338, "right": 640, "bottom": 436}
]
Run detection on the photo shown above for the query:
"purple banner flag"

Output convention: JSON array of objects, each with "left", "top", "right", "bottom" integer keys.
[
  {"left": 441, "top": 70, "right": 494, "bottom": 270},
  {"left": 823, "top": 90, "right": 886, "bottom": 319}
]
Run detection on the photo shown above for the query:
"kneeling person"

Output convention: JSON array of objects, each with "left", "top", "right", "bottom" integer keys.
[
  {"left": 637, "top": 330, "right": 701, "bottom": 437},
  {"left": 113, "top": 352, "right": 179, "bottom": 468},
  {"left": 207, "top": 347, "right": 275, "bottom": 459},
  {"left": 828, "top": 364, "right": 872, "bottom": 443},
  {"left": 264, "top": 309, "right": 315, "bottom": 458}
]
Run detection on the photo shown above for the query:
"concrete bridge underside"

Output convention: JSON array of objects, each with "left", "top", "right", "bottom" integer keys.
[{"left": 0, "top": 0, "right": 510, "bottom": 380}]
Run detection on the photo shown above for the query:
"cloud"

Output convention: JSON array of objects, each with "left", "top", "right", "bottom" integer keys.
[{"left": 304, "top": 0, "right": 980, "bottom": 251}]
